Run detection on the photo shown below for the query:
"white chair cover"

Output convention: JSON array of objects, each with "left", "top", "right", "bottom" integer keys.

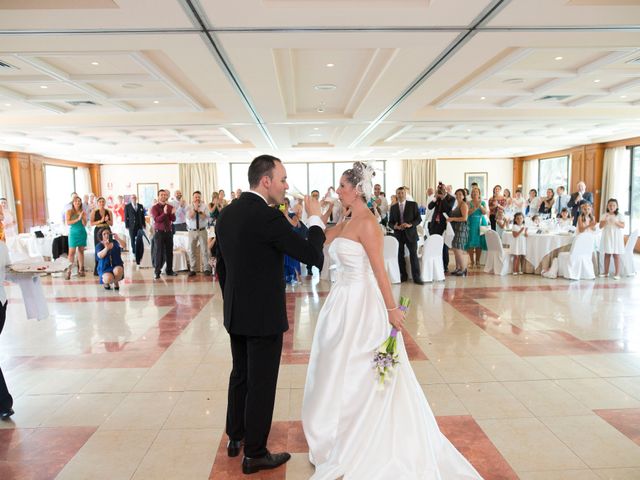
[
  {"left": 383, "top": 236, "right": 401, "bottom": 284},
  {"left": 484, "top": 230, "right": 512, "bottom": 275},
  {"left": 558, "top": 232, "right": 596, "bottom": 280},
  {"left": 172, "top": 248, "right": 189, "bottom": 271},
  {"left": 622, "top": 230, "right": 638, "bottom": 277},
  {"left": 420, "top": 234, "right": 445, "bottom": 282}
]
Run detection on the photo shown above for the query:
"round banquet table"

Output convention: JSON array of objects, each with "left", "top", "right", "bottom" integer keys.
[{"left": 502, "top": 231, "right": 575, "bottom": 274}]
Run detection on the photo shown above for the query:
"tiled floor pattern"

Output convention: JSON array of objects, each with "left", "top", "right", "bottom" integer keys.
[{"left": 0, "top": 260, "right": 638, "bottom": 479}]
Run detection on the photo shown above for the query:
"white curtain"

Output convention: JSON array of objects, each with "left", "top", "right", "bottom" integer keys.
[
  {"left": 600, "top": 146, "right": 629, "bottom": 217},
  {"left": 401, "top": 159, "right": 437, "bottom": 205},
  {"left": 522, "top": 160, "right": 539, "bottom": 193},
  {"left": 0, "top": 158, "right": 16, "bottom": 212},
  {"left": 179, "top": 162, "right": 218, "bottom": 203},
  {"left": 76, "top": 166, "right": 92, "bottom": 196}
]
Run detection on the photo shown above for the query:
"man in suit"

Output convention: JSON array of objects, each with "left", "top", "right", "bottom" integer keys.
[
  {"left": 555, "top": 185, "right": 571, "bottom": 217},
  {"left": 428, "top": 184, "right": 456, "bottom": 272},
  {"left": 567, "top": 181, "right": 594, "bottom": 226},
  {"left": 215, "top": 155, "right": 326, "bottom": 475},
  {"left": 124, "top": 194, "right": 146, "bottom": 266},
  {"left": 388, "top": 186, "right": 423, "bottom": 284}
]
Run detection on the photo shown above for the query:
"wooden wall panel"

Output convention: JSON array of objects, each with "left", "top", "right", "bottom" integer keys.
[
  {"left": 30, "top": 155, "right": 46, "bottom": 226},
  {"left": 570, "top": 147, "right": 585, "bottom": 191}
]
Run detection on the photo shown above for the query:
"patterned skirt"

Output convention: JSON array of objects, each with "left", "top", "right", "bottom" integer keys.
[{"left": 451, "top": 221, "right": 469, "bottom": 250}]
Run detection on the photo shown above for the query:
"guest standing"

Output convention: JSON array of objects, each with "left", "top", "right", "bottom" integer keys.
[
  {"left": 90, "top": 197, "right": 113, "bottom": 276},
  {"left": 125, "top": 194, "right": 147, "bottom": 266},
  {"left": 389, "top": 187, "right": 423, "bottom": 284},
  {"left": 96, "top": 227, "right": 124, "bottom": 290},
  {"left": 512, "top": 189, "right": 525, "bottom": 214},
  {"left": 170, "top": 190, "right": 188, "bottom": 233},
  {"left": 568, "top": 181, "right": 594, "bottom": 226},
  {"left": 577, "top": 203, "right": 597, "bottom": 234},
  {"left": 186, "top": 191, "right": 211, "bottom": 277},
  {"left": 555, "top": 186, "right": 570, "bottom": 217},
  {"left": 0, "top": 199, "right": 17, "bottom": 240},
  {"left": 526, "top": 189, "right": 541, "bottom": 216},
  {"left": 427, "top": 183, "right": 455, "bottom": 272},
  {"left": 599, "top": 198, "right": 625, "bottom": 279},
  {"left": 465, "top": 188, "right": 488, "bottom": 268},
  {"left": 0, "top": 241, "right": 14, "bottom": 419},
  {"left": 447, "top": 189, "right": 469, "bottom": 276},
  {"left": 113, "top": 195, "right": 125, "bottom": 223},
  {"left": 538, "top": 188, "right": 555, "bottom": 216},
  {"left": 488, "top": 185, "right": 506, "bottom": 230},
  {"left": 65, "top": 196, "right": 87, "bottom": 279},
  {"left": 511, "top": 212, "right": 527, "bottom": 275},
  {"left": 151, "top": 189, "right": 176, "bottom": 280}
]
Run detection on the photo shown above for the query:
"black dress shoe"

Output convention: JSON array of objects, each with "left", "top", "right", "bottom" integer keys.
[
  {"left": 400, "top": 277, "right": 408, "bottom": 283},
  {"left": 227, "top": 440, "right": 242, "bottom": 457},
  {"left": 413, "top": 279, "right": 424, "bottom": 285},
  {"left": 242, "top": 451, "right": 291, "bottom": 475},
  {"left": 154, "top": 273, "right": 161, "bottom": 280},
  {"left": 188, "top": 271, "right": 196, "bottom": 277},
  {"left": 0, "top": 408, "right": 15, "bottom": 420},
  {"left": 165, "top": 271, "right": 178, "bottom": 277}
]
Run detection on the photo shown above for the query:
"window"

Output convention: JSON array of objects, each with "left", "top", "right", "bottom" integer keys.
[
  {"left": 538, "top": 155, "right": 569, "bottom": 194},
  {"left": 229, "top": 161, "right": 386, "bottom": 196},
  {"left": 44, "top": 165, "right": 76, "bottom": 223}
]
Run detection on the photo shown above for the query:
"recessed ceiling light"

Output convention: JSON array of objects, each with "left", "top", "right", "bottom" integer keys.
[
  {"left": 480, "top": 96, "right": 486, "bottom": 100},
  {"left": 314, "top": 84, "right": 337, "bottom": 91},
  {"left": 326, "top": 63, "right": 335, "bottom": 67},
  {"left": 621, "top": 95, "right": 627, "bottom": 98},
  {"left": 466, "top": 129, "right": 471, "bottom": 132},
  {"left": 4, "top": 103, "right": 10, "bottom": 107},
  {"left": 503, "top": 78, "right": 524, "bottom": 85},
  {"left": 153, "top": 100, "right": 160, "bottom": 104},
  {"left": 555, "top": 56, "right": 563, "bottom": 61},
  {"left": 122, "top": 83, "right": 143, "bottom": 89},
  {"left": 313, "top": 127, "right": 320, "bottom": 130},
  {"left": 594, "top": 79, "right": 601, "bottom": 83},
  {"left": 91, "top": 61, "right": 99, "bottom": 66},
  {"left": 309, "top": 133, "right": 322, "bottom": 137},
  {"left": 316, "top": 106, "right": 325, "bottom": 113},
  {"left": 40, "top": 85, "right": 48, "bottom": 89}
]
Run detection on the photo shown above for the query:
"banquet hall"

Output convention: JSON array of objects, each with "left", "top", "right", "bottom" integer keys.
[{"left": 1, "top": 1, "right": 640, "bottom": 479}]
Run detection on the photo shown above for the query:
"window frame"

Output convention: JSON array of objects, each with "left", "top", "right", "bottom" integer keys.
[{"left": 537, "top": 155, "right": 570, "bottom": 195}]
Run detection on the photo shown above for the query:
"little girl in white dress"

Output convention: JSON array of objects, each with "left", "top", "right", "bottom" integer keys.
[
  {"left": 511, "top": 212, "right": 527, "bottom": 275},
  {"left": 599, "top": 198, "right": 625, "bottom": 279}
]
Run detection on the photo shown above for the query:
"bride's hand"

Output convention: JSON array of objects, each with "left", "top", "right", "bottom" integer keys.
[{"left": 388, "top": 308, "right": 405, "bottom": 331}]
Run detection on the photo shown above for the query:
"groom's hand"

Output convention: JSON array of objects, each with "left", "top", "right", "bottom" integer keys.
[{"left": 304, "top": 195, "right": 322, "bottom": 217}]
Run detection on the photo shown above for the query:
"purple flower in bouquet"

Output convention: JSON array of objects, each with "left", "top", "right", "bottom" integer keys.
[{"left": 373, "top": 296, "right": 410, "bottom": 389}]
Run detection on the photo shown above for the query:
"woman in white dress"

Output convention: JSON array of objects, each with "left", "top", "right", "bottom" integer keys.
[
  {"left": 599, "top": 198, "right": 625, "bottom": 279},
  {"left": 302, "top": 162, "right": 482, "bottom": 480}
]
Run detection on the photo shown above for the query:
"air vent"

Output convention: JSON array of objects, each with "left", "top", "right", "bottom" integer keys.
[
  {"left": 0, "top": 60, "right": 18, "bottom": 70},
  {"left": 535, "top": 95, "right": 572, "bottom": 102},
  {"left": 66, "top": 100, "right": 99, "bottom": 107},
  {"left": 626, "top": 56, "right": 640, "bottom": 65}
]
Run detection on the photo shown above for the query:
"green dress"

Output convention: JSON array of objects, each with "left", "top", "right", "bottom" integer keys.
[
  {"left": 465, "top": 201, "right": 487, "bottom": 250},
  {"left": 68, "top": 212, "right": 87, "bottom": 248}
]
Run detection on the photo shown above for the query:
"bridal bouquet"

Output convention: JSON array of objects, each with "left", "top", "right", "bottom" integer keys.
[{"left": 373, "top": 296, "right": 411, "bottom": 389}]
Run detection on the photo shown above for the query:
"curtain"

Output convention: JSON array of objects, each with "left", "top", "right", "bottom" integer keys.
[
  {"left": 522, "top": 159, "right": 539, "bottom": 193},
  {"left": 75, "top": 166, "right": 92, "bottom": 196},
  {"left": 600, "top": 146, "right": 629, "bottom": 217},
  {"left": 179, "top": 162, "right": 218, "bottom": 204},
  {"left": 401, "top": 159, "right": 436, "bottom": 205},
  {"left": 0, "top": 158, "right": 16, "bottom": 212}
]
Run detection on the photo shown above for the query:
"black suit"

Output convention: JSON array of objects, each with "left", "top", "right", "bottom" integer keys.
[
  {"left": 567, "top": 191, "right": 594, "bottom": 226},
  {"left": 215, "top": 192, "right": 325, "bottom": 457},
  {"left": 125, "top": 203, "right": 146, "bottom": 264},
  {"left": 388, "top": 200, "right": 421, "bottom": 281},
  {"left": 428, "top": 194, "right": 455, "bottom": 271}
]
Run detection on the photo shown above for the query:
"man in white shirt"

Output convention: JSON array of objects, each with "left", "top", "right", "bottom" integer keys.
[
  {"left": 186, "top": 190, "right": 211, "bottom": 277},
  {"left": 170, "top": 190, "right": 188, "bottom": 232},
  {"left": 555, "top": 186, "right": 570, "bottom": 217},
  {"left": 424, "top": 187, "right": 436, "bottom": 224},
  {"left": 373, "top": 184, "right": 389, "bottom": 225}
]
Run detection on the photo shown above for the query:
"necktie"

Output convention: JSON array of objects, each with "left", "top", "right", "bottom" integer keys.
[
  {"left": 400, "top": 203, "right": 405, "bottom": 223},
  {"left": 556, "top": 197, "right": 561, "bottom": 213},
  {"left": 196, "top": 206, "right": 200, "bottom": 229}
]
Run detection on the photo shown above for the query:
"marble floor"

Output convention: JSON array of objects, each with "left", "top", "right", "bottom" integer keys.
[{"left": 1, "top": 258, "right": 639, "bottom": 480}]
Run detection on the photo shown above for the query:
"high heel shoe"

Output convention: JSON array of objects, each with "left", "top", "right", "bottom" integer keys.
[
  {"left": 78, "top": 268, "right": 86, "bottom": 277},
  {"left": 65, "top": 268, "right": 71, "bottom": 280},
  {"left": 454, "top": 269, "right": 467, "bottom": 277}
]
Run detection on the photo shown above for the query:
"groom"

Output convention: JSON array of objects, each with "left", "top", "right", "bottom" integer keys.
[{"left": 215, "top": 155, "right": 326, "bottom": 475}]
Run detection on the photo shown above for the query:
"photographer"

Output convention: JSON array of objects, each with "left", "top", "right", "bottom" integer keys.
[
  {"left": 427, "top": 182, "right": 455, "bottom": 273},
  {"left": 96, "top": 227, "right": 125, "bottom": 291}
]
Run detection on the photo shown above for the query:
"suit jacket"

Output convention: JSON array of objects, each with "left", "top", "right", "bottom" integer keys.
[
  {"left": 215, "top": 192, "right": 325, "bottom": 336},
  {"left": 388, "top": 200, "right": 421, "bottom": 243},
  {"left": 427, "top": 194, "right": 455, "bottom": 235},
  {"left": 125, "top": 203, "right": 146, "bottom": 231},
  {"left": 568, "top": 191, "right": 594, "bottom": 224}
]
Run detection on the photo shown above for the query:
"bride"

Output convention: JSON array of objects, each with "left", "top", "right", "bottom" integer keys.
[{"left": 301, "top": 163, "right": 483, "bottom": 480}]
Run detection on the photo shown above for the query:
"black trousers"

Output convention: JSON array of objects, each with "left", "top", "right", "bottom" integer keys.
[
  {"left": 397, "top": 235, "right": 421, "bottom": 281},
  {"left": 153, "top": 231, "right": 174, "bottom": 275},
  {"left": 227, "top": 333, "right": 283, "bottom": 458},
  {"left": 129, "top": 228, "right": 144, "bottom": 264},
  {"left": 0, "top": 301, "right": 12, "bottom": 412},
  {"left": 442, "top": 244, "right": 450, "bottom": 272},
  {"left": 489, "top": 214, "right": 497, "bottom": 231},
  {"left": 93, "top": 226, "right": 104, "bottom": 275}
]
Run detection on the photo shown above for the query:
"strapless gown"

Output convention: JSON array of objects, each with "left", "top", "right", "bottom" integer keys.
[{"left": 302, "top": 237, "right": 483, "bottom": 479}]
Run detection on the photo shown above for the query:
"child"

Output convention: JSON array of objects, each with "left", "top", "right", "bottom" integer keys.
[
  {"left": 531, "top": 214, "right": 541, "bottom": 227},
  {"left": 577, "top": 203, "right": 596, "bottom": 233},
  {"left": 495, "top": 209, "right": 508, "bottom": 240},
  {"left": 511, "top": 212, "right": 528, "bottom": 275},
  {"left": 599, "top": 198, "right": 625, "bottom": 279},
  {"left": 558, "top": 208, "right": 572, "bottom": 228}
]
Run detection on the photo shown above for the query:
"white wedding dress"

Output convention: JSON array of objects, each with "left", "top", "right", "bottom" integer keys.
[{"left": 302, "top": 238, "right": 483, "bottom": 480}]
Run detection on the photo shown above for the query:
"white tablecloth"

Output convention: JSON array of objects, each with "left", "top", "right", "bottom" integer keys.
[
  {"left": 503, "top": 232, "right": 575, "bottom": 269},
  {"left": 11, "top": 233, "right": 54, "bottom": 259}
]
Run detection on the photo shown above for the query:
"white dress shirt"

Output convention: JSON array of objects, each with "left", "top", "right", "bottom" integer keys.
[{"left": 186, "top": 203, "right": 208, "bottom": 230}]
